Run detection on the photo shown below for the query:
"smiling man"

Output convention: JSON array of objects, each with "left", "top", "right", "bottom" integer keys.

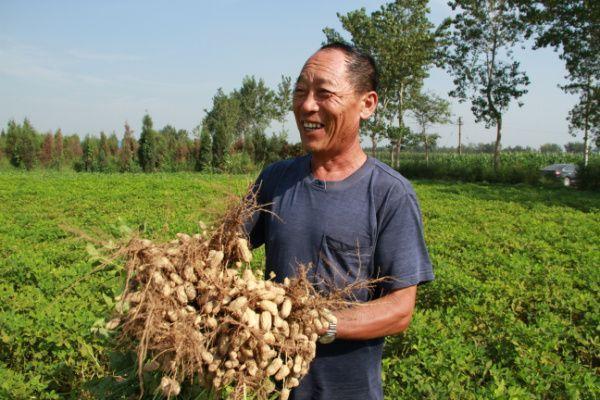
[{"left": 246, "top": 43, "right": 434, "bottom": 400}]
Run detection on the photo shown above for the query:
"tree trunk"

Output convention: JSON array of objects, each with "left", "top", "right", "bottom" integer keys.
[
  {"left": 390, "top": 144, "right": 394, "bottom": 167},
  {"left": 583, "top": 86, "right": 591, "bottom": 167},
  {"left": 397, "top": 83, "right": 405, "bottom": 169},
  {"left": 371, "top": 132, "right": 377, "bottom": 158},
  {"left": 458, "top": 116, "right": 462, "bottom": 155},
  {"left": 424, "top": 132, "right": 429, "bottom": 167},
  {"left": 494, "top": 116, "right": 502, "bottom": 171},
  {"left": 395, "top": 138, "right": 401, "bottom": 169}
]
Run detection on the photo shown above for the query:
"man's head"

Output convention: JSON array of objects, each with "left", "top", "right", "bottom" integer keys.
[{"left": 293, "top": 43, "right": 378, "bottom": 155}]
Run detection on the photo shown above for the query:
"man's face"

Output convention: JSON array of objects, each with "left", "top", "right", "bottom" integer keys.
[{"left": 293, "top": 49, "right": 370, "bottom": 155}]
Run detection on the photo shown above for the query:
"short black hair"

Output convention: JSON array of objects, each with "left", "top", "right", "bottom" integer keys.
[{"left": 319, "top": 42, "right": 379, "bottom": 93}]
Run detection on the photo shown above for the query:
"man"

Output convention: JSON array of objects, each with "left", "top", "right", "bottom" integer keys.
[{"left": 246, "top": 43, "right": 434, "bottom": 400}]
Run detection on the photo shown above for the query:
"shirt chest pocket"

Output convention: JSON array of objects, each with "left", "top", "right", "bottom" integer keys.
[{"left": 315, "top": 234, "right": 375, "bottom": 301}]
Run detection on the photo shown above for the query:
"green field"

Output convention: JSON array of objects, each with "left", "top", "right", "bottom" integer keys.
[{"left": 1, "top": 172, "right": 598, "bottom": 399}]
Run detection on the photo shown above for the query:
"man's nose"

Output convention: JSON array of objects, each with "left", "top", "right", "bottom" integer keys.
[{"left": 298, "top": 91, "right": 319, "bottom": 113}]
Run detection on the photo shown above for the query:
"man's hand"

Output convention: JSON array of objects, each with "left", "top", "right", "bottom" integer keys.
[{"left": 319, "top": 285, "right": 417, "bottom": 341}]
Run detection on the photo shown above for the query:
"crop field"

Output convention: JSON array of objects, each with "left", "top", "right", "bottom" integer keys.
[{"left": 0, "top": 172, "right": 598, "bottom": 399}]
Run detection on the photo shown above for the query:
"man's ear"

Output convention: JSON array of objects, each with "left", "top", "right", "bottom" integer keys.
[{"left": 360, "top": 91, "right": 378, "bottom": 120}]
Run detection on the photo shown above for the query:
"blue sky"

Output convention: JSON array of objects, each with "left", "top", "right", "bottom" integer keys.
[{"left": 0, "top": 0, "right": 578, "bottom": 148}]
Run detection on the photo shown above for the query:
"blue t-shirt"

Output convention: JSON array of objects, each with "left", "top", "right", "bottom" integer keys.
[{"left": 246, "top": 154, "right": 434, "bottom": 400}]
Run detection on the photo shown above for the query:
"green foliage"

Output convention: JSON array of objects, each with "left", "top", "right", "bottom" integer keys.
[
  {"left": 233, "top": 76, "right": 277, "bottom": 142},
  {"left": 0, "top": 173, "right": 598, "bottom": 399},
  {"left": 0, "top": 172, "right": 253, "bottom": 399},
  {"left": 138, "top": 114, "right": 160, "bottom": 172},
  {"left": 275, "top": 75, "right": 293, "bottom": 132},
  {"left": 384, "top": 151, "right": 600, "bottom": 186},
  {"left": 576, "top": 158, "right": 600, "bottom": 190},
  {"left": 539, "top": 142, "right": 562, "bottom": 153},
  {"left": 323, "top": 0, "right": 439, "bottom": 167},
  {"left": 4, "top": 119, "right": 39, "bottom": 170},
  {"left": 223, "top": 151, "right": 257, "bottom": 174},
  {"left": 204, "top": 89, "right": 241, "bottom": 170},
  {"left": 441, "top": 0, "right": 530, "bottom": 170},
  {"left": 514, "top": 0, "right": 599, "bottom": 163},
  {"left": 564, "top": 141, "right": 587, "bottom": 153},
  {"left": 197, "top": 125, "right": 213, "bottom": 172},
  {"left": 119, "top": 122, "right": 139, "bottom": 172},
  {"left": 384, "top": 182, "right": 599, "bottom": 399}
]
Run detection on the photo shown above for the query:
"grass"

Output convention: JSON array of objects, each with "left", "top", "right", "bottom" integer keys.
[{"left": 0, "top": 171, "right": 598, "bottom": 399}]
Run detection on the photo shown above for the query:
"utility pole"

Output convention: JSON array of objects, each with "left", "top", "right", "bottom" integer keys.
[{"left": 457, "top": 116, "right": 463, "bottom": 155}]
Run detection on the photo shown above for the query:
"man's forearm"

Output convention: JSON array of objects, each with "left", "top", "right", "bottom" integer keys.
[{"left": 324, "top": 285, "right": 417, "bottom": 341}]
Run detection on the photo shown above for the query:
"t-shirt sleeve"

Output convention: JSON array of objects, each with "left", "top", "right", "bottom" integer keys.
[{"left": 374, "top": 187, "right": 434, "bottom": 294}]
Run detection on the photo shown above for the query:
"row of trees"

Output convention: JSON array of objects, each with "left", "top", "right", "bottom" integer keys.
[
  {"left": 2, "top": 115, "right": 590, "bottom": 173},
  {"left": 323, "top": 0, "right": 598, "bottom": 169},
  {"left": 0, "top": 117, "right": 304, "bottom": 173}
]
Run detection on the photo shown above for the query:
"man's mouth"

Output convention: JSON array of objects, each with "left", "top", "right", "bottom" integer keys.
[{"left": 303, "top": 121, "right": 325, "bottom": 131}]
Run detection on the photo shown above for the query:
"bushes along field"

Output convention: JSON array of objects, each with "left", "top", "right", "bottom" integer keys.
[{"left": 0, "top": 172, "right": 598, "bottom": 399}]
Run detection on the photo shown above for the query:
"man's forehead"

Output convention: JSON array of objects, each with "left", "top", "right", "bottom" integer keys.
[{"left": 296, "top": 49, "right": 349, "bottom": 86}]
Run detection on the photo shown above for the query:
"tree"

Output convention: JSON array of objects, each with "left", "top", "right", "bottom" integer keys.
[
  {"left": 138, "top": 114, "right": 159, "bottom": 172},
  {"left": 411, "top": 92, "right": 451, "bottom": 164},
  {"left": 233, "top": 76, "right": 277, "bottom": 146},
  {"left": 441, "top": 0, "right": 530, "bottom": 170},
  {"left": 97, "top": 132, "right": 110, "bottom": 171},
  {"left": 53, "top": 129, "right": 64, "bottom": 169},
  {"left": 204, "top": 89, "right": 241, "bottom": 170},
  {"left": 119, "top": 122, "right": 138, "bottom": 172},
  {"left": 566, "top": 77, "right": 598, "bottom": 166},
  {"left": 323, "top": 0, "right": 438, "bottom": 167},
  {"left": 274, "top": 75, "right": 293, "bottom": 135},
  {"left": 194, "top": 125, "right": 212, "bottom": 172},
  {"left": 39, "top": 133, "right": 54, "bottom": 167},
  {"left": 514, "top": 0, "right": 599, "bottom": 164},
  {"left": 539, "top": 143, "right": 562, "bottom": 153},
  {"left": 107, "top": 132, "right": 119, "bottom": 157},
  {"left": 80, "top": 135, "right": 97, "bottom": 172},
  {"left": 564, "top": 141, "right": 585, "bottom": 153},
  {"left": 0, "top": 129, "right": 5, "bottom": 162},
  {"left": 64, "top": 134, "right": 82, "bottom": 167},
  {"left": 5, "top": 119, "right": 38, "bottom": 170}
]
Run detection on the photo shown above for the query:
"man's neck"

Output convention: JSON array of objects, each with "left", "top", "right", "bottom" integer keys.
[{"left": 310, "top": 141, "right": 367, "bottom": 181}]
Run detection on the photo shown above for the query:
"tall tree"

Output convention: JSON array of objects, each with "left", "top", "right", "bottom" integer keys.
[
  {"left": 0, "top": 129, "right": 5, "bottom": 162},
  {"left": 204, "top": 89, "right": 241, "bottom": 170},
  {"left": 539, "top": 143, "right": 562, "bottom": 153},
  {"left": 107, "top": 132, "right": 119, "bottom": 157},
  {"left": 442, "top": 0, "right": 530, "bottom": 170},
  {"left": 411, "top": 92, "right": 451, "bottom": 164},
  {"left": 233, "top": 76, "right": 277, "bottom": 147},
  {"left": 275, "top": 75, "right": 293, "bottom": 135},
  {"left": 80, "top": 135, "right": 97, "bottom": 172},
  {"left": 39, "top": 133, "right": 54, "bottom": 168},
  {"left": 5, "top": 119, "right": 38, "bottom": 170},
  {"left": 197, "top": 125, "right": 212, "bottom": 172},
  {"left": 97, "top": 132, "right": 110, "bottom": 171},
  {"left": 138, "top": 114, "right": 159, "bottom": 172},
  {"left": 53, "top": 129, "right": 64, "bottom": 169},
  {"left": 514, "top": 0, "right": 599, "bottom": 165},
  {"left": 64, "top": 134, "right": 82, "bottom": 167},
  {"left": 323, "top": 0, "right": 438, "bottom": 167},
  {"left": 119, "top": 122, "right": 138, "bottom": 172}
]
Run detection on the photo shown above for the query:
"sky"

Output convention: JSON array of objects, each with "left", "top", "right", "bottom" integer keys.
[{"left": 0, "top": 0, "right": 580, "bottom": 149}]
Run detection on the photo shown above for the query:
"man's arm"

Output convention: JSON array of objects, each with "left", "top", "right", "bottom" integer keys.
[{"left": 318, "top": 285, "right": 417, "bottom": 340}]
